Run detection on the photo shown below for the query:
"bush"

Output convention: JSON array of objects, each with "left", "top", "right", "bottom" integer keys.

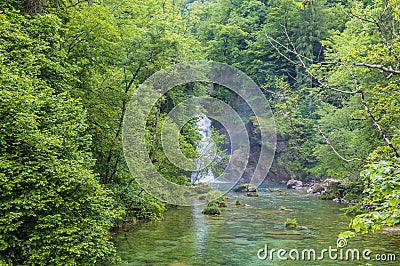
[
  {"left": 0, "top": 13, "right": 118, "bottom": 264},
  {"left": 284, "top": 218, "right": 298, "bottom": 229},
  {"left": 202, "top": 203, "right": 221, "bottom": 215},
  {"left": 213, "top": 196, "right": 228, "bottom": 207},
  {"left": 341, "top": 205, "right": 367, "bottom": 216}
]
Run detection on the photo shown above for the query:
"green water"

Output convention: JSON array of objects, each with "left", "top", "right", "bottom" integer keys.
[{"left": 112, "top": 187, "right": 399, "bottom": 265}]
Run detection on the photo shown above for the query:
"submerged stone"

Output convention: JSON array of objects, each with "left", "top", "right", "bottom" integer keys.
[{"left": 234, "top": 183, "right": 258, "bottom": 192}]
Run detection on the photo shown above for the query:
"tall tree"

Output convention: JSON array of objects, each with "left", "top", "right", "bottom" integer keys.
[{"left": 0, "top": 9, "right": 118, "bottom": 265}]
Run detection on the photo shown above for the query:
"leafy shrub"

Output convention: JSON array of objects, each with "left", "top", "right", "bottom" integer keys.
[
  {"left": 341, "top": 205, "right": 368, "bottom": 216},
  {"left": 0, "top": 12, "right": 118, "bottom": 264},
  {"left": 349, "top": 162, "right": 400, "bottom": 234},
  {"left": 202, "top": 203, "right": 221, "bottom": 215},
  {"left": 284, "top": 218, "right": 298, "bottom": 229}
]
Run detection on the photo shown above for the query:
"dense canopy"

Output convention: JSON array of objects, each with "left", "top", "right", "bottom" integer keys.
[{"left": 1, "top": 0, "right": 399, "bottom": 264}]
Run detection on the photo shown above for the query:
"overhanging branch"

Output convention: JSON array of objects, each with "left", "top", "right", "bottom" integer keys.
[
  {"left": 354, "top": 62, "right": 400, "bottom": 75},
  {"left": 267, "top": 27, "right": 400, "bottom": 162},
  {"left": 317, "top": 125, "right": 371, "bottom": 163}
]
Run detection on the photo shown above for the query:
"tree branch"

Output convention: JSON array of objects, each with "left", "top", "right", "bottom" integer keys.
[
  {"left": 341, "top": 63, "right": 400, "bottom": 161},
  {"left": 317, "top": 126, "right": 370, "bottom": 163},
  {"left": 148, "top": 101, "right": 162, "bottom": 161},
  {"left": 267, "top": 27, "right": 400, "bottom": 162},
  {"left": 104, "top": 63, "right": 142, "bottom": 183},
  {"left": 354, "top": 62, "right": 400, "bottom": 75},
  {"left": 266, "top": 35, "right": 359, "bottom": 94}
]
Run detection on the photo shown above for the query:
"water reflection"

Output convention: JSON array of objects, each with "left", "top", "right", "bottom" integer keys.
[
  {"left": 193, "top": 203, "right": 208, "bottom": 257},
  {"left": 113, "top": 188, "right": 400, "bottom": 265}
]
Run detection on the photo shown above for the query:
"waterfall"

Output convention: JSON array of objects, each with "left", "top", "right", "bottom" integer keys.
[{"left": 191, "top": 116, "right": 216, "bottom": 184}]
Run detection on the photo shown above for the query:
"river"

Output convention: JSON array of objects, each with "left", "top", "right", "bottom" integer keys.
[{"left": 112, "top": 187, "right": 399, "bottom": 265}]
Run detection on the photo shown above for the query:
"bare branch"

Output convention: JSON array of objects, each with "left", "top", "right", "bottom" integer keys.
[
  {"left": 267, "top": 35, "right": 360, "bottom": 94},
  {"left": 267, "top": 27, "right": 400, "bottom": 161},
  {"left": 341, "top": 64, "right": 400, "bottom": 161},
  {"left": 354, "top": 62, "right": 400, "bottom": 75},
  {"left": 266, "top": 36, "right": 299, "bottom": 66},
  {"left": 351, "top": 4, "right": 400, "bottom": 64},
  {"left": 282, "top": 25, "right": 308, "bottom": 68},
  {"left": 317, "top": 125, "right": 370, "bottom": 163}
]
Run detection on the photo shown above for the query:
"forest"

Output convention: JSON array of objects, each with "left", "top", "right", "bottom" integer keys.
[{"left": 1, "top": 0, "right": 399, "bottom": 264}]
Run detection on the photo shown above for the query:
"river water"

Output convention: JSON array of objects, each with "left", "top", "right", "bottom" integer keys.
[{"left": 112, "top": 187, "right": 399, "bottom": 265}]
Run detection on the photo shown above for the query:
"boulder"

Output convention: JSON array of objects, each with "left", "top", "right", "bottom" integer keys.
[
  {"left": 322, "top": 178, "right": 341, "bottom": 189},
  {"left": 306, "top": 178, "right": 342, "bottom": 195},
  {"left": 265, "top": 188, "right": 283, "bottom": 193},
  {"left": 286, "top": 179, "right": 303, "bottom": 189},
  {"left": 304, "top": 178, "right": 343, "bottom": 200},
  {"left": 234, "top": 183, "right": 258, "bottom": 192},
  {"left": 245, "top": 192, "right": 260, "bottom": 197},
  {"left": 311, "top": 183, "right": 325, "bottom": 194}
]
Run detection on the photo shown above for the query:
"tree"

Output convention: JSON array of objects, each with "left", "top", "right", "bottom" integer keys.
[
  {"left": 269, "top": 0, "right": 400, "bottom": 235},
  {"left": 0, "top": 10, "right": 118, "bottom": 264}
]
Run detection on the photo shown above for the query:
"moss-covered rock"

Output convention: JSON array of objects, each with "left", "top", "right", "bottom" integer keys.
[
  {"left": 235, "top": 199, "right": 242, "bottom": 206},
  {"left": 284, "top": 218, "right": 298, "bottom": 229},
  {"left": 245, "top": 192, "right": 260, "bottom": 197},
  {"left": 202, "top": 203, "right": 221, "bottom": 215},
  {"left": 266, "top": 188, "right": 283, "bottom": 193},
  {"left": 213, "top": 196, "right": 228, "bottom": 207},
  {"left": 234, "top": 183, "right": 257, "bottom": 192},
  {"left": 201, "top": 195, "right": 227, "bottom": 215}
]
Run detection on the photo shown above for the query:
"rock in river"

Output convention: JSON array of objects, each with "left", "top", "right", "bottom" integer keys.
[{"left": 286, "top": 179, "right": 303, "bottom": 189}]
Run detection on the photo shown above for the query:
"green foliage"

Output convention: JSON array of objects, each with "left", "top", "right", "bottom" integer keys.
[
  {"left": 57, "top": 0, "right": 202, "bottom": 223},
  {"left": 310, "top": 101, "right": 379, "bottom": 180},
  {"left": 201, "top": 204, "right": 221, "bottom": 215},
  {"left": 340, "top": 179, "right": 365, "bottom": 202},
  {"left": 109, "top": 183, "right": 165, "bottom": 224},
  {"left": 0, "top": 0, "right": 203, "bottom": 264},
  {"left": 3, "top": 0, "right": 400, "bottom": 261},
  {"left": 284, "top": 218, "right": 298, "bottom": 229},
  {"left": 0, "top": 10, "right": 118, "bottom": 264},
  {"left": 350, "top": 162, "right": 400, "bottom": 234},
  {"left": 341, "top": 205, "right": 368, "bottom": 216},
  {"left": 309, "top": 0, "right": 400, "bottom": 234},
  {"left": 338, "top": 230, "right": 357, "bottom": 241},
  {"left": 212, "top": 196, "right": 228, "bottom": 208}
]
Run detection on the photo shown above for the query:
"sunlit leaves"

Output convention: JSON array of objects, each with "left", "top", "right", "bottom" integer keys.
[
  {"left": 0, "top": 7, "right": 119, "bottom": 265},
  {"left": 346, "top": 162, "right": 400, "bottom": 234}
]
